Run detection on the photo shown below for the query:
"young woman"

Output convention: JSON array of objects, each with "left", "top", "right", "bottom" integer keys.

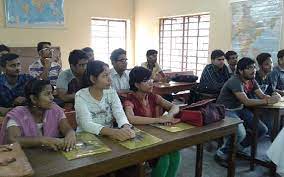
[
  {"left": 0, "top": 80, "right": 76, "bottom": 152},
  {"left": 123, "top": 66, "right": 181, "bottom": 177},
  {"left": 75, "top": 60, "right": 135, "bottom": 141}
]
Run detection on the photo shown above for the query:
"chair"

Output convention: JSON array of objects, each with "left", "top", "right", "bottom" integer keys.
[{"left": 64, "top": 110, "right": 77, "bottom": 130}]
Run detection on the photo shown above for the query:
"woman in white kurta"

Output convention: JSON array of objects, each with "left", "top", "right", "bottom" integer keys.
[
  {"left": 267, "top": 128, "right": 284, "bottom": 176},
  {"left": 75, "top": 60, "right": 135, "bottom": 141}
]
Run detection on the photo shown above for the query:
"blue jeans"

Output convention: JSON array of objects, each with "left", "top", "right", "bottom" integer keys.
[{"left": 217, "top": 108, "right": 268, "bottom": 155}]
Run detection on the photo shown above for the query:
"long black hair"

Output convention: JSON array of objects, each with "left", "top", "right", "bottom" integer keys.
[{"left": 82, "top": 60, "right": 109, "bottom": 88}]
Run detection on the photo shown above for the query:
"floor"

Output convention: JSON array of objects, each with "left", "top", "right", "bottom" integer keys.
[{"left": 176, "top": 136, "right": 273, "bottom": 177}]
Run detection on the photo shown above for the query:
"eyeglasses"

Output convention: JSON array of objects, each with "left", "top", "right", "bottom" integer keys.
[
  {"left": 245, "top": 65, "right": 256, "bottom": 70},
  {"left": 116, "top": 59, "right": 128, "bottom": 63},
  {"left": 40, "top": 48, "right": 54, "bottom": 53},
  {"left": 142, "top": 79, "right": 154, "bottom": 84}
]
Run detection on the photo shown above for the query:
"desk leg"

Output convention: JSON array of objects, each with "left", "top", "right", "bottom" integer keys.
[
  {"left": 271, "top": 110, "right": 280, "bottom": 141},
  {"left": 195, "top": 144, "right": 203, "bottom": 177},
  {"left": 251, "top": 109, "right": 259, "bottom": 171},
  {"left": 228, "top": 133, "right": 236, "bottom": 177}
]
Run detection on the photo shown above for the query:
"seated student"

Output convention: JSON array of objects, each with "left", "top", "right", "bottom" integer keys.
[
  {"left": 29, "top": 42, "right": 61, "bottom": 86},
  {"left": 0, "top": 44, "right": 10, "bottom": 56},
  {"left": 269, "top": 49, "right": 284, "bottom": 96},
  {"left": 255, "top": 53, "right": 274, "bottom": 95},
  {"left": 75, "top": 60, "right": 135, "bottom": 141},
  {"left": 124, "top": 66, "right": 180, "bottom": 177},
  {"left": 142, "top": 49, "right": 166, "bottom": 82},
  {"left": 0, "top": 79, "right": 76, "bottom": 151},
  {"left": 0, "top": 54, "right": 33, "bottom": 115},
  {"left": 199, "top": 49, "right": 230, "bottom": 94},
  {"left": 56, "top": 50, "right": 88, "bottom": 104},
  {"left": 225, "top": 50, "right": 238, "bottom": 75},
  {"left": 110, "top": 48, "right": 130, "bottom": 91},
  {"left": 267, "top": 128, "right": 284, "bottom": 177},
  {"left": 215, "top": 57, "right": 280, "bottom": 166},
  {"left": 82, "top": 47, "right": 94, "bottom": 61},
  {"left": 0, "top": 44, "right": 10, "bottom": 75}
]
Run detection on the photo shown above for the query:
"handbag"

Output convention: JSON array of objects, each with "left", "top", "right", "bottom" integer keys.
[{"left": 176, "top": 99, "right": 225, "bottom": 126}]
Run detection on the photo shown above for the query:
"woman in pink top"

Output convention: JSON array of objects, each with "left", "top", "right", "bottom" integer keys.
[{"left": 0, "top": 80, "right": 76, "bottom": 151}]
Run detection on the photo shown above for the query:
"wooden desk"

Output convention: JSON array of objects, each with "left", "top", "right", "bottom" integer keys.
[
  {"left": 153, "top": 81, "right": 196, "bottom": 95},
  {"left": 249, "top": 102, "right": 284, "bottom": 175},
  {"left": 25, "top": 118, "right": 241, "bottom": 177}
]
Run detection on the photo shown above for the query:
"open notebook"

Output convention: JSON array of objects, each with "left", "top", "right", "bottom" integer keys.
[
  {"left": 62, "top": 132, "right": 111, "bottom": 160},
  {"left": 119, "top": 128, "right": 162, "bottom": 150}
]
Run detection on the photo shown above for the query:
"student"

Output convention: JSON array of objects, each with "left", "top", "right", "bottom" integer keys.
[
  {"left": 0, "top": 44, "right": 10, "bottom": 56},
  {"left": 56, "top": 50, "right": 88, "bottom": 103},
  {"left": 215, "top": 57, "right": 280, "bottom": 166},
  {"left": 267, "top": 128, "right": 284, "bottom": 177},
  {"left": 255, "top": 53, "right": 273, "bottom": 95},
  {"left": 0, "top": 53, "right": 33, "bottom": 115},
  {"left": 75, "top": 60, "right": 135, "bottom": 141},
  {"left": 0, "top": 44, "right": 10, "bottom": 75},
  {"left": 0, "top": 80, "right": 76, "bottom": 151},
  {"left": 142, "top": 49, "right": 166, "bottom": 82},
  {"left": 29, "top": 42, "right": 61, "bottom": 86},
  {"left": 225, "top": 50, "right": 238, "bottom": 75},
  {"left": 124, "top": 66, "right": 180, "bottom": 177},
  {"left": 82, "top": 47, "right": 94, "bottom": 61},
  {"left": 268, "top": 49, "right": 284, "bottom": 96},
  {"left": 199, "top": 49, "right": 230, "bottom": 94},
  {"left": 110, "top": 48, "right": 130, "bottom": 91}
]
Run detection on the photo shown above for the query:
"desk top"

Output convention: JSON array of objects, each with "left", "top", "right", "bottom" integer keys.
[
  {"left": 25, "top": 118, "right": 241, "bottom": 177},
  {"left": 153, "top": 81, "right": 196, "bottom": 95},
  {"left": 256, "top": 101, "right": 284, "bottom": 109}
]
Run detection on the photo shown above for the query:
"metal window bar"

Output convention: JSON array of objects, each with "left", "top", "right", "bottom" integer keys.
[{"left": 159, "top": 14, "right": 209, "bottom": 74}]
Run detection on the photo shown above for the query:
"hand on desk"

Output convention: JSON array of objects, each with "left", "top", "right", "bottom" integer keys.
[
  {"left": 63, "top": 131, "right": 76, "bottom": 152},
  {"left": 157, "top": 115, "right": 181, "bottom": 126},
  {"left": 267, "top": 94, "right": 281, "bottom": 104},
  {"left": 41, "top": 137, "right": 64, "bottom": 151},
  {"left": 110, "top": 127, "right": 136, "bottom": 141}
]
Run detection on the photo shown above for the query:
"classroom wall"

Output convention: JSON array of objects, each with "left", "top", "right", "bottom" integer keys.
[
  {"left": 134, "top": 0, "right": 284, "bottom": 65},
  {"left": 0, "top": 0, "right": 135, "bottom": 69}
]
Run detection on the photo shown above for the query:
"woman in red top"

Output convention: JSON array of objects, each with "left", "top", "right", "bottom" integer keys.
[{"left": 124, "top": 66, "right": 180, "bottom": 177}]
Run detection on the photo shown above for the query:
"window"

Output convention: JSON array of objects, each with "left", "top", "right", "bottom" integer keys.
[
  {"left": 91, "top": 18, "right": 127, "bottom": 65},
  {"left": 159, "top": 14, "right": 210, "bottom": 76}
]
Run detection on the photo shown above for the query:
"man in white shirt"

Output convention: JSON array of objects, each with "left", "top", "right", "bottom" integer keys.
[{"left": 110, "top": 48, "right": 130, "bottom": 91}]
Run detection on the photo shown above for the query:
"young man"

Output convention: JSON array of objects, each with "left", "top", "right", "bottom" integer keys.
[
  {"left": 225, "top": 50, "right": 238, "bottom": 75},
  {"left": 215, "top": 57, "right": 280, "bottom": 166},
  {"left": 56, "top": 50, "right": 88, "bottom": 103},
  {"left": 0, "top": 44, "right": 10, "bottom": 56},
  {"left": 110, "top": 48, "right": 130, "bottom": 91},
  {"left": 29, "top": 42, "right": 61, "bottom": 86},
  {"left": 141, "top": 49, "right": 166, "bottom": 82},
  {"left": 199, "top": 49, "right": 230, "bottom": 94},
  {"left": 268, "top": 49, "right": 284, "bottom": 96},
  {"left": 255, "top": 53, "right": 273, "bottom": 95},
  {"left": 0, "top": 44, "right": 10, "bottom": 74},
  {"left": 82, "top": 47, "right": 94, "bottom": 61},
  {"left": 0, "top": 53, "right": 33, "bottom": 115}
]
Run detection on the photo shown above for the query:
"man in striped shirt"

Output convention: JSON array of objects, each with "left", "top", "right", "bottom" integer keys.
[{"left": 29, "top": 42, "right": 61, "bottom": 86}]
